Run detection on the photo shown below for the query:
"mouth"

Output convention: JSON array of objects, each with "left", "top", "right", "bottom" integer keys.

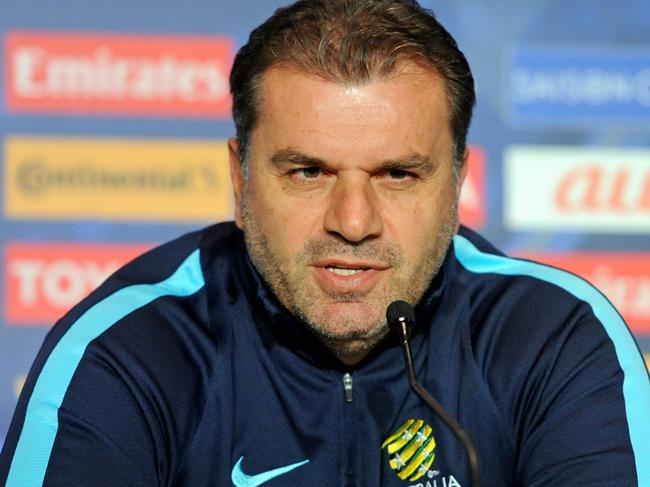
[
  {"left": 325, "top": 264, "right": 371, "bottom": 276},
  {"left": 315, "top": 258, "right": 388, "bottom": 273},
  {"left": 311, "top": 259, "right": 389, "bottom": 292}
]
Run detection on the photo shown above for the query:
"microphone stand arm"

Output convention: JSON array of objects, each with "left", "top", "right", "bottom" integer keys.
[{"left": 396, "top": 320, "right": 481, "bottom": 487}]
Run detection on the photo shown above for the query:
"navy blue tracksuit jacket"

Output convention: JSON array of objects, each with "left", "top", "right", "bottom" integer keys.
[{"left": 1, "top": 223, "right": 649, "bottom": 486}]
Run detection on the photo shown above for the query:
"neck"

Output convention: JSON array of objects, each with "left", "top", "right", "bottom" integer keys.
[{"left": 320, "top": 329, "right": 390, "bottom": 367}]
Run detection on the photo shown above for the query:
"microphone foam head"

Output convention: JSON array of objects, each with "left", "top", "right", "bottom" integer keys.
[{"left": 386, "top": 300, "right": 415, "bottom": 333}]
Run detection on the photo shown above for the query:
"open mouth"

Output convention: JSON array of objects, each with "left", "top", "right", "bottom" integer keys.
[
  {"left": 325, "top": 265, "right": 370, "bottom": 276},
  {"left": 312, "top": 260, "right": 386, "bottom": 293}
]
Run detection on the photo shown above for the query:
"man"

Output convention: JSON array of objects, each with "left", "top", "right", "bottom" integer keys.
[{"left": 1, "top": 0, "right": 648, "bottom": 485}]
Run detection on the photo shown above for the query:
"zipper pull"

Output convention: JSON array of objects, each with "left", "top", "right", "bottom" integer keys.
[{"left": 343, "top": 372, "right": 353, "bottom": 402}]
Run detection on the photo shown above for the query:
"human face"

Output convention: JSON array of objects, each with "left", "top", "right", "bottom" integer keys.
[{"left": 229, "top": 65, "right": 467, "bottom": 365}]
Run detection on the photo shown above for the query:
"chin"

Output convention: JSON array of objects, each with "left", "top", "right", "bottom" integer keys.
[
  {"left": 301, "top": 306, "right": 389, "bottom": 349},
  {"left": 312, "top": 304, "right": 382, "bottom": 336},
  {"left": 318, "top": 328, "right": 390, "bottom": 365}
]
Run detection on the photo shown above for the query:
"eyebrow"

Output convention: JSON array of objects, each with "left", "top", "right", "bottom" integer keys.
[
  {"left": 270, "top": 148, "right": 436, "bottom": 175},
  {"left": 270, "top": 149, "right": 325, "bottom": 167},
  {"left": 381, "top": 154, "right": 435, "bottom": 175}
]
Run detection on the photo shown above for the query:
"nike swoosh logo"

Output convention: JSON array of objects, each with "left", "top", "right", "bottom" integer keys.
[{"left": 231, "top": 456, "right": 309, "bottom": 487}]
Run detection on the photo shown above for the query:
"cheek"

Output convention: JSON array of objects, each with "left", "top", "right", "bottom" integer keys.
[
  {"left": 248, "top": 190, "right": 318, "bottom": 253},
  {"left": 384, "top": 196, "right": 430, "bottom": 229},
  {"left": 388, "top": 197, "right": 449, "bottom": 247}
]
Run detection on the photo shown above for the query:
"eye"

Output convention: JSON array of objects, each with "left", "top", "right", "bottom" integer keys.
[
  {"left": 388, "top": 169, "right": 409, "bottom": 180},
  {"left": 376, "top": 167, "right": 418, "bottom": 189},
  {"left": 288, "top": 166, "right": 327, "bottom": 185},
  {"left": 298, "top": 167, "right": 322, "bottom": 179}
]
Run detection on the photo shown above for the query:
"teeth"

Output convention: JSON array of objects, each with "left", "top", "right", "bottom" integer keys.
[{"left": 326, "top": 266, "right": 365, "bottom": 276}]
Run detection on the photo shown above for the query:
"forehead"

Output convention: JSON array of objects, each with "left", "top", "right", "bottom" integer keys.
[
  {"left": 251, "top": 64, "right": 453, "bottom": 168},
  {"left": 257, "top": 62, "right": 449, "bottom": 118}
]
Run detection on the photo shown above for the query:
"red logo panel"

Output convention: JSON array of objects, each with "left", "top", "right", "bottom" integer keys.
[
  {"left": 5, "top": 242, "right": 151, "bottom": 325},
  {"left": 519, "top": 252, "right": 650, "bottom": 335},
  {"left": 554, "top": 164, "right": 650, "bottom": 214},
  {"left": 5, "top": 31, "right": 234, "bottom": 117}
]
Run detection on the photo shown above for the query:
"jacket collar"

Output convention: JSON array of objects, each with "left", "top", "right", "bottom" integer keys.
[{"left": 227, "top": 225, "right": 455, "bottom": 371}]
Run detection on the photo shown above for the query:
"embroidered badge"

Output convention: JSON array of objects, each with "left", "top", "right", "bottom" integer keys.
[{"left": 382, "top": 418, "right": 436, "bottom": 481}]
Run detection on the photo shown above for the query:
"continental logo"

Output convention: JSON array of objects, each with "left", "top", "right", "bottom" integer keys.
[
  {"left": 4, "top": 136, "right": 232, "bottom": 221},
  {"left": 5, "top": 31, "right": 233, "bottom": 117},
  {"left": 383, "top": 419, "right": 436, "bottom": 482},
  {"left": 5, "top": 242, "right": 151, "bottom": 325}
]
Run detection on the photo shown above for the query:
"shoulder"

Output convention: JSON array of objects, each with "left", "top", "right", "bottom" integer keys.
[
  {"left": 23, "top": 221, "right": 243, "bottom": 423},
  {"left": 452, "top": 225, "right": 630, "bottom": 342},
  {"left": 57, "top": 221, "right": 239, "bottom": 328},
  {"left": 451, "top": 226, "right": 648, "bottom": 392},
  {"left": 1, "top": 223, "right": 243, "bottom": 485},
  {"left": 47, "top": 221, "right": 244, "bottom": 370},
  {"left": 451, "top": 226, "right": 643, "bottom": 376},
  {"left": 25, "top": 223, "right": 239, "bottom": 394},
  {"left": 450, "top": 227, "right": 650, "bottom": 475}
]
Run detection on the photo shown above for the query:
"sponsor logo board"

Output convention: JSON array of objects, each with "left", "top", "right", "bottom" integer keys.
[
  {"left": 508, "top": 47, "right": 650, "bottom": 124},
  {"left": 5, "top": 31, "right": 233, "bottom": 117},
  {"left": 4, "top": 136, "right": 232, "bottom": 221},
  {"left": 516, "top": 252, "right": 650, "bottom": 335},
  {"left": 4, "top": 242, "right": 151, "bottom": 325},
  {"left": 459, "top": 147, "right": 486, "bottom": 228},
  {"left": 504, "top": 146, "right": 650, "bottom": 232}
]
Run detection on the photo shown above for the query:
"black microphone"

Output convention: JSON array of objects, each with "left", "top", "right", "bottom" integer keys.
[{"left": 386, "top": 300, "right": 481, "bottom": 487}]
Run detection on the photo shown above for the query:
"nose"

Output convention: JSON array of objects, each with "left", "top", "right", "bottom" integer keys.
[{"left": 323, "top": 173, "right": 383, "bottom": 242}]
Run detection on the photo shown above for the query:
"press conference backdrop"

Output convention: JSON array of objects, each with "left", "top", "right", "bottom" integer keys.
[{"left": 1, "top": 0, "right": 649, "bottom": 447}]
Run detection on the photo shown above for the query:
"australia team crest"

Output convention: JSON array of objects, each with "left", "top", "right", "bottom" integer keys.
[{"left": 382, "top": 418, "right": 436, "bottom": 481}]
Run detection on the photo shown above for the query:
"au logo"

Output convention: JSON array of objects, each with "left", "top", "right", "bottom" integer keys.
[{"left": 382, "top": 419, "right": 436, "bottom": 481}]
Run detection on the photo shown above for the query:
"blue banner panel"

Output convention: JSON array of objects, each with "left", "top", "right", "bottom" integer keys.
[{"left": 508, "top": 47, "right": 650, "bottom": 125}]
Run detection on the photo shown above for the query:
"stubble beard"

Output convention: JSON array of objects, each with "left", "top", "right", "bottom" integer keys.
[{"left": 241, "top": 193, "right": 458, "bottom": 363}]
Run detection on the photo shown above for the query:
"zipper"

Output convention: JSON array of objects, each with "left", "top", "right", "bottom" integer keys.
[
  {"left": 341, "top": 372, "right": 355, "bottom": 485},
  {"left": 343, "top": 372, "right": 353, "bottom": 402}
]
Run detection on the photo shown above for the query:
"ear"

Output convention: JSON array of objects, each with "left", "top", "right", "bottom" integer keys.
[
  {"left": 453, "top": 148, "right": 470, "bottom": 232},
  {"left": 228, "top": 137, "right": 245, "bottom": 229},
  {"left": 455, "top": 147, "right": 470, "bottom": 200}
]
